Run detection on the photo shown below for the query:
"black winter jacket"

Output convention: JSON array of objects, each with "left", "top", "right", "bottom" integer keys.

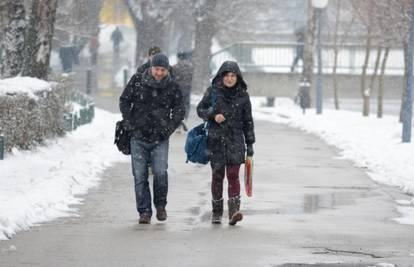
[
  {"left": 197, "top": 61, "right": 255, "bottom": 169},
  {"left": 173, "top": 59, "right": 194, "bottom": 91},
  {"left": 119, "top": 69, "right": 185, "bottom": 143}
]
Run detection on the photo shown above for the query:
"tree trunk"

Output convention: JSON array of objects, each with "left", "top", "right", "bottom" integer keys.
[
  {"left": 176, "top": 24, "right": 193, "bottom": 52},
  {"left": 22, "top": 0, "right": 58, "bottom": 80},
  {"left": 125, "top": 0, "right": 167, "bottom": 67},
  {"left": 191, "top": 0, "right": 218, "bottom": 94},
  {"left": 136, "top": 18, "right": 165, "bottom": 65},
  {"left": 368, "top": 46, "right": 382, "bottom": 115},
  {"left": 301, "top": 0, "right": 316, "bottom": 108},
  {"left": 369, "top": 47, "right": 382, "bottom": 89},
  {"left": 1, "top": 1, "right": 26, "bottom": 78},
  {"left": 0, "top": 2, "right": 9, "bottom": 42},
  {"left": 377, "top": 47, "right": 389, "bottom": 118},
  {"left": 361, "top": 32, "right": 372, "bottom": 117},
  {"left": 332, "top": 0, "right": 341, "bottom": 110},
  {"left": 125, "top": 1, "right": 141, "bottom": 65}
]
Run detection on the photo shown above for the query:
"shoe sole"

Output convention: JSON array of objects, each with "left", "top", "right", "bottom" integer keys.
[
  {"left": 212, "top": 219, "right": 222, "bottom": 224},
  {"left": 229, "top": 212, "right": 243, "bottom": 226}
]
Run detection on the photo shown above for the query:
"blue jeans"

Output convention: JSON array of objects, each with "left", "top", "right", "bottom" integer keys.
[{"left": 130, "top": 137, "right": 169, "bottom": 216}]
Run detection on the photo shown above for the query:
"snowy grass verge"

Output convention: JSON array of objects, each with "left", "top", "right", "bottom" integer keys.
[{"left": 0, "top": 108, "right": 127, "bottom": 240}]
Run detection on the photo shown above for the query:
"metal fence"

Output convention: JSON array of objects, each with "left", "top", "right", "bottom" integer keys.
[
  {"left": 63, "top": 90, "right": 95, "bottom": 132},
  {"left": 210, "top": 42, "right": 405, "bottom": 76}
]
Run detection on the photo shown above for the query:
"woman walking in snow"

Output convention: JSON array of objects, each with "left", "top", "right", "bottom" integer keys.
[{"left": 196, "top": 61, "right": 255, "bottom": 225}]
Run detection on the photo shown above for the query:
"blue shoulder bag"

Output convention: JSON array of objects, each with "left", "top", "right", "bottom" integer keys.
[{"left": 184, "top": 88, "right": 217, "bottom": 164}]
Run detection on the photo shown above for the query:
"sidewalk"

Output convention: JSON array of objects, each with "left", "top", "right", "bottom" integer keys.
[{"left": 1, "top": 98, "right": 414, "bottom": 266}]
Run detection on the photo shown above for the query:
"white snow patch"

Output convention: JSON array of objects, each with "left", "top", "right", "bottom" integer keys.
[
  {"left": 0, "top": 77, "right": 53, "bottom": 99},
  {"left": 375, "top": 264, "right": 396, "bottom": 267},
  {"left": 0, "top": 108, "right": 127, "bottom": 240},
  {"left": 393, "top": 206, "right": 414, "bottom": 225},
  {"left": 396, "top": 199, "right": 412, "bottom": 205}
]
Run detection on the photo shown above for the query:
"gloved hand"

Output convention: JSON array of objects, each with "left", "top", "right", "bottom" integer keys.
[
  {"left": 160, "top": 127, "right": 172, "bottom": 140},
  {"left": 246, "top": 144, "right": 254, "bottom": 157},
  {"left": 123, "top": 119, "right": 134, "bottom": 131}
]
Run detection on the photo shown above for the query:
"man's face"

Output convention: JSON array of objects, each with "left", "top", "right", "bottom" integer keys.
[
  {"left": 223, "top": 72, "right": 237, "bottom": 88},
  {"left": 151, "top": 66, "right": 168, "bottom": 81}
]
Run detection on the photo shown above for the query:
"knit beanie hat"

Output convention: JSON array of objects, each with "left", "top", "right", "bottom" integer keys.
[{"left": 151, "top": 53, "right": 169, "bottom": 68}]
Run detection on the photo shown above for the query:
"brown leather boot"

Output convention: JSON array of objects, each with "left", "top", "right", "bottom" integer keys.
[
  {"left": 156, "top": 208, "right": 167, "bottom": 221},
  {"left": 228, "top": 196, "right": 243, "bottom": 226},
  {"left": 138, "top": 213, "right": 151, "bottom": 224}
]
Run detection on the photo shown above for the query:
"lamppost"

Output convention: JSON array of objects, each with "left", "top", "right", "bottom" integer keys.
[
  {"left": 402, "top": 0, "right": 414, "bottom": 143},
  {"left": 312, "top": 0, "right": 329, "bottom": 115}
]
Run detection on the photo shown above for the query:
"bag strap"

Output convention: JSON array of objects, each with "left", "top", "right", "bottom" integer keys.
[
  {"left": 211, "top": 86, "right": 217, "bottom": 109},
  {"left": 205, "top": 87, "right": 217, "bottom": 134}
]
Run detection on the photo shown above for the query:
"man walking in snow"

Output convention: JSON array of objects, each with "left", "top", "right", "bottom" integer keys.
[
  {"left": 290, "top": 27, "right": 305, "bottom": 72},
  {"left": 119, "top": 53, "right": 185, "bottom": 224},
  {"left": 110, "top": 26, "right": 123, "bottom": 56}
]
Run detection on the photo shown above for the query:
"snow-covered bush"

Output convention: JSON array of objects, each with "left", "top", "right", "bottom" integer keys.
[{"left": 0, "top": 77, "right": 72, "bottom": 152}]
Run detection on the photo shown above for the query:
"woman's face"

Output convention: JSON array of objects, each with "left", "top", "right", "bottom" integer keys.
[{"left": 223, "top": 72, "right": 237, "bottom": 88}]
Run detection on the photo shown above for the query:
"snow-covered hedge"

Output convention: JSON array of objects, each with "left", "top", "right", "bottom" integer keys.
[{"left": 0, "top": 77, "right": 72, "bottom": 152}]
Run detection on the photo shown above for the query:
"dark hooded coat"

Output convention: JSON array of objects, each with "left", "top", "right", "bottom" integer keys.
[
  {"left": 119, "top": 69, "right": 185, "bottom": 143},
  {"left": 197, "top": 61, "right": 255, "bottom": 169}
]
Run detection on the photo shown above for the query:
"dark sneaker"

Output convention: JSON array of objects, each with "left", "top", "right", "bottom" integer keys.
[
  {"left": 138, "top": 213, "right": 151, "bottom": 224},
  {"left": 156, "top": 208, "right": 167, "bottom": 221},
  {"left": 211, "top": 213, "right": 222, "bottom": 224}
]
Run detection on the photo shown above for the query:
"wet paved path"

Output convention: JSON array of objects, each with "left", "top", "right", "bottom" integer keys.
[{"left": 1, "top": 95, "right": 414, "bottom": 267}]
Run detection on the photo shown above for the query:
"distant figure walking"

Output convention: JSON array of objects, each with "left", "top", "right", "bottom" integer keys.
[
  {"left": 59, "top": 42, "right": 79, "bottom": 73},
  {"left": 111, "top": 27, "right": 123, "bottom": 56},
  {"left": 290, "top": 27, "right": 305, "bottom": 72},
  {"left": 89, "top": 36, "right": 99, "bottom": 66}
]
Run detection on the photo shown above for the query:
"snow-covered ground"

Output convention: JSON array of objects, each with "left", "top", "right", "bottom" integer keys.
[
  {"left": 0, "top": 108, "right": 126, "bottom": 240},
  {"left": 1, "top": 92, "right": 414, "bottom": 240}
]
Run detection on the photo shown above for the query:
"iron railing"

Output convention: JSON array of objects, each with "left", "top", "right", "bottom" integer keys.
[{"left": 210, "top": 42, "right": 404, "bottom": 75}]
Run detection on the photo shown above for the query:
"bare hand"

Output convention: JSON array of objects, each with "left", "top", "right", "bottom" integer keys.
[{"left": 215, "top": 114, "right": 226, "bottom": 123}]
